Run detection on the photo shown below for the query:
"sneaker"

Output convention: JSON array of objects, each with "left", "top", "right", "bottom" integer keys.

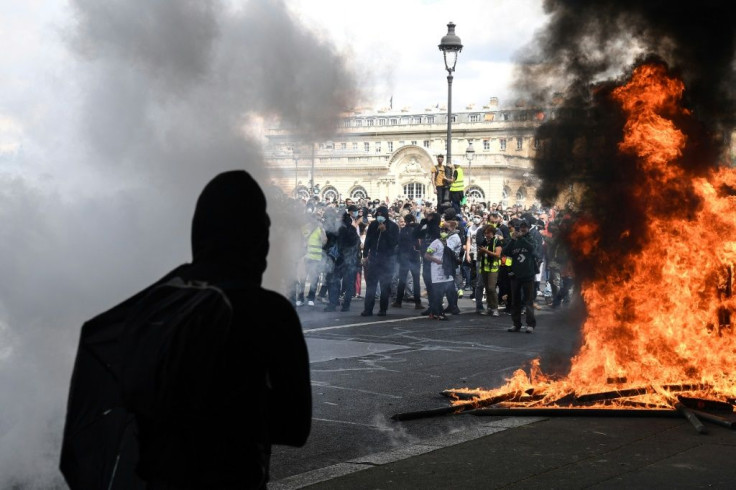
[
  {"left": 377, "top": 310, "right": 387, "bottom": 317},
  {"left": 476, "top": 309, "right": 485, "bottom": 315},
  {"left": 307, "top": 300, "right": 315, "bottom": 306},
  {"left": 437, "top": 314, "right": 449, "bottom": 321},
  {"left": 414, "top": 303, "right": 424, "bottom": 309},
  {"left": 507, "top": 326, "right": 521, "bottom": 332},
  {"left": 360, "top": 311, "right": 372, "bottom": 317},
  {"left": 525, "top": 326, "right": 535, "bottom": 334},
  {"left": 391, "top": 301, "right": 402, "bottom": 308},
  {"left": 492, "top": 310, "right": 500, "bottom": 317},
  {"left": 449, "top": 308, "right": 461, "bottom": 315},
  {"left": 295, "top": 300, "right": 304, "bottom": 306}
]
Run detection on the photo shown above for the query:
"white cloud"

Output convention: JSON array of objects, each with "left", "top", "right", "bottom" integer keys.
[{"left": 285, "top": 0, "right": 548, "bottom": 110}]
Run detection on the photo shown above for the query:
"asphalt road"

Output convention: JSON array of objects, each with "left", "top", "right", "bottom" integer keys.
[{"left": 269, "top": 293, "right": 586, "bottom": 486}]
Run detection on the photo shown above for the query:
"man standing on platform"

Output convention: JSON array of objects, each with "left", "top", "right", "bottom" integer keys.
[{"left": 430, "top": 154, "right": 450, "bottom": 206}]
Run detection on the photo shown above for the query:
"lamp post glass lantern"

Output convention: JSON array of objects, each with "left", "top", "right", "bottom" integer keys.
[
  {"left": 438, "top": 22, "right": 462, "bottom": 190},
  {"left": 465, "top": 140, "right": 475, "bottom": 185},
  {"left": 292, "top": 146, "right": 300, "bottom": 198},
  {"left": 465, "top": 140, "right": 475, "bottom": 165}
]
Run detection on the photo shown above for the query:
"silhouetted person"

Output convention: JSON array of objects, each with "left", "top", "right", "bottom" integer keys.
[
  {"left": 392, "top": 213, "right": 423, "bottom": 309},
  {"left": 361, "top": 205, "right": 399, "bottom": 316},
  {"left": 61, "top": 170, "right": 312, "bottom": 490}
]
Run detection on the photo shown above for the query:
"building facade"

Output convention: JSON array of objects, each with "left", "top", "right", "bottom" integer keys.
[{"left": 263, "top": 98, "right": 554, "bottom": 207}]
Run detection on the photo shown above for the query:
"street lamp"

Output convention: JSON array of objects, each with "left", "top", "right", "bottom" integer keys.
[
  {"left": 438, "top": 22, "right": 463, "bottom": 192},
  {"left": 292, "top": 145, "right": 300, "bottom": 198},
  {"left": 465, "top": 140, "right": 475, "bottom": 166},
  {"left": 465, "top": 139, "right": 475, "bottom": 185},
  {"left": 310, "top": 144, "right": 316, "bottom": 198}
]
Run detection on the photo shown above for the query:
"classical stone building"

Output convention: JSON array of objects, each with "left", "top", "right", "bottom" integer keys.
[{"left": 262, "top": 98, "right": 554, "bottom": 207}]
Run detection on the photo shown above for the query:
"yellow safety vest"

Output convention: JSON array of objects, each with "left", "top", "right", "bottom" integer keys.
[
  {"left": 482, "top": 236, "right": 501, "bottom": 272},
  {"left": 305, "top": 226, "right": 324, "bottom": 260},
  {"left": 449, "top": 167, "right": 464, "bottom": 192}
]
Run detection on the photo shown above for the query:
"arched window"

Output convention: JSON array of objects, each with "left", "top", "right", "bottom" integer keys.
[
  {"left": 349, "top": 186, "right": 368, "bottom": 200},
  {"left": 322, "top": 186, "right": 339, "bottom": 203},
  {"left": 515, "top": 187, "right": 527, "bottom": 204},
  {"left": 501, "top": 186, "right": 511, "bottom": 208},
  {"left": 401, "top": 182, "right": 427, "bottom": 200},
  {"left": 295, "top": 186, "right": 311, "bottom": 201},
  {"left": 465, "top": 185, "right": 485, "bottom": 203}
]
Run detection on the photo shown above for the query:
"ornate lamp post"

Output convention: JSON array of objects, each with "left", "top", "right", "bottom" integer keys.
[
  {"left": 465, "top": 139, "right": 475, "bottom": 169},
  {"left": 292, "top": 145, "right": 300, "bottom": 198},
  {"left": 438, "top": 22, "right": 463, "bottom": 186}
]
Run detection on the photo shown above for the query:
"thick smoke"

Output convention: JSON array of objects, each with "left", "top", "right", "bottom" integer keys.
[
  {"left": 511, "top": 0, "right": 736, "bottom": 282},
  {"left": 0, "top": 1, "right": 362, "bottom": 487}
]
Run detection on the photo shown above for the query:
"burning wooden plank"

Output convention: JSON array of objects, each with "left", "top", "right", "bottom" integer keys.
[
  {"left": 677, "top": 395, "right": 734, "bottom": 413},
  {"left": 391, "top": 392, "right": 518, "bottom": 421},
  {"left": 574, "top": 387, "right": 651, "bottom": 404},
  {"left": 468, "top": 407, "right": 682, "bottom": 418}
]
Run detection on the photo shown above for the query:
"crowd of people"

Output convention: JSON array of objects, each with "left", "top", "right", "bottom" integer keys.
[{"left": 289, "top": 189, "right": 576, "bottom": 332}]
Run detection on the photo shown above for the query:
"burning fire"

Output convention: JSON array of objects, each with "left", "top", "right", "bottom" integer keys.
[{"left": 453, "top": 63, "right": 736, "bottom": 410}]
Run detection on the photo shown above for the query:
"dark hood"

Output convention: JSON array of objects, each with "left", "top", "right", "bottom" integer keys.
[
  {"left": 190, "top": 170, "right": 270, "bottom": 282},
  {"left": 375, "top": 205, "right": 389, "bottom": 218}
]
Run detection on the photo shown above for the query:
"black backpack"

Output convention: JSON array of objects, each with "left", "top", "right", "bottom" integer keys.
[
  {"left": 441, "top": 239, "right": 460, "bottom": 276},
  {"left": 61, "top": 277, "right": 236, "bottom": 490},
  {"left": 120, "top": 277, "right": 234, "bottom": 419}
]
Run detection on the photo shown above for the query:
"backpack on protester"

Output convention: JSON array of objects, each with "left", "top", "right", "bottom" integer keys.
[
  {"left": 60, "top": 277, "right": 238, "bottom": 490},
  {"left": 441, "top": 239, "right": 460, "bottom": 277}
]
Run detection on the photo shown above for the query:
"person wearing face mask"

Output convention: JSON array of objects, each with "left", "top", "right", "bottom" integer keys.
[
  {"left": 360, "top": 206, "right": 399, "bottom": 316},
  {"left": 324, "top": 205, "right": 362, "bottom": 312},
  {"left": 465, "top": 214, "right": 484, "bottom": 306},
  {"left": 392, "top": 213, "right": 423, "bottom": 309}
]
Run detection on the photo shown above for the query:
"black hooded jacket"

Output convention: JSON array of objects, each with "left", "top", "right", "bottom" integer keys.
[
  {"left": 61, "top": 171, "right": 311, "bottom": 489},
  {"left": 362, "top": 206, "right": 399, "bottom": 263}
]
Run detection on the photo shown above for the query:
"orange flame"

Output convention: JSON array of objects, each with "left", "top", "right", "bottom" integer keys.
[{"left": 452, "top": 63, "right": 736, "bottom": 409}]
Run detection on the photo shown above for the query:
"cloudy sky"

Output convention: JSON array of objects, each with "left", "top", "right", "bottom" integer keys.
[
  {"left": 287, "top": 0, "right": 548, "bottom": 111},
  {"left": 0, "top": 0, "right": 546, "bottom": 487}
]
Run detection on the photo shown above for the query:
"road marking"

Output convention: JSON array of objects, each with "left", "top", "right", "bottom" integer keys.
[{"left": 304, "top": 315, "right": 424, "bottom": 333}]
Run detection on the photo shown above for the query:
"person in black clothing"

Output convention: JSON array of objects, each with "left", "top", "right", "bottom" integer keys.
[
  {"left": 415, "top": 212, "right": 441, "bottom": 315},
  {"left": 392, "top": 213, "right": 423, "bottom": 309},
  {"left": 62, "top": 171, "right": 312, "bottom": 489},
  {"left": 325, "top": 205, "right": 362, "bottom": 312},
  {"left": 361, "top": 205, "right": 399, "bottom": 316},
  {"left": 321, "top": 207, "right": 341, "bottom": 311},
  {"left": 503, "top": 219, "right": 539, "bottom": 333}
]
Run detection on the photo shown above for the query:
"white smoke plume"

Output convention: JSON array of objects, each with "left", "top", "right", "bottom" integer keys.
[{"left": 0, "top": 1, "right": 362, "bottom": 487}]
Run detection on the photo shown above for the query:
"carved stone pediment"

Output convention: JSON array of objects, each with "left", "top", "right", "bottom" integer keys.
[{"left": 401, "top": 157, "right": 424, "bottom": 175}]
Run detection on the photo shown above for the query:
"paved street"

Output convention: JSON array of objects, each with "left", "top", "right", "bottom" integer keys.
[{"left": 269, "top": 293, "right": 588, "bottom": 487}]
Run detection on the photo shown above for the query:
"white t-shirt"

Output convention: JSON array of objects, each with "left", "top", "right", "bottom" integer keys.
[
  {"left": 426, "top": 238, "right": 454, "bottom": 284},
  {"left": 466, "top": 223, "right": 481, "bottom": 257}
]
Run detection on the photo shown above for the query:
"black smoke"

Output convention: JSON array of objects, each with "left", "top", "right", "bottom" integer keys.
[{"left": 512, "top": 0, "right": 736, "bottom": 282}]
